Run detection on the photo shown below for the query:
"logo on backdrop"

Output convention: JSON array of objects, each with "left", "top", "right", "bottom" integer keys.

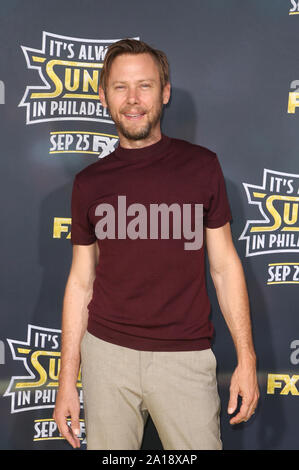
[
  {"left": 267, "top": 341, "right": 299, "bottom": 396},
  {"left": 3, "top": 324, "right": 85, "bottom": 443},
  {"left": 289, "top": 1, "right": 299, "bottom": 14},
  {"left": 49, "top": 131, "right": 118, "bottom": 158},
  {"left": 287, "top": 80, "right": 299, "bottom": 114},
  {"left": 18, "top": 31, "right": 131, "bottom": 157},
  {"left": 19, "top": 31, "right": 118, "bottom": 124},
  {"left": 239, "top": 169, "right": 299, "bottom": 285},
  {"left": 239, "top": 168, "right": 299, "bottom": 257}
]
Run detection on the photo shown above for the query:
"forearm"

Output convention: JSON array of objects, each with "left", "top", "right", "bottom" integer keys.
[
  {"left": 210, "top": 255, "right": 256, "bottom": 365},
  {"left": 58, "top": 275, "right": 93, "bottom": 388},
  {"left": 205, "top": 224, "right": 259, "bottom": 422}
]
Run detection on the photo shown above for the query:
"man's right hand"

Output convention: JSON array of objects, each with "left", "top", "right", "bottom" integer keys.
[{"left": 53, "top": 385, "right": 81, "bottom": 448}]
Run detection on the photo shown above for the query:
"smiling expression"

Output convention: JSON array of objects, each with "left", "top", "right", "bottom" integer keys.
[{"left": 99, "top": 53, "right": 171, "bottom": 147}]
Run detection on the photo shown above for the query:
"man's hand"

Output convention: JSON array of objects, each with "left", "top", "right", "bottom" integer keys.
[
  {"left": 53, "top": 385, "right": 81, "bottom": 448},
  {"left": 228, "top": 361, "right": 259, "bottom": 425}
]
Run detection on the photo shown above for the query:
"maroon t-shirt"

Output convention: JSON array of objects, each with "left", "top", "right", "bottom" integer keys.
[{"left": 70, "top": 134, "right": 232, "bottom": 351}]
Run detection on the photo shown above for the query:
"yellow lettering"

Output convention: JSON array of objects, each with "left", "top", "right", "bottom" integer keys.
[
  {"left": 49, "top": 357, "right": 61, "bottom": 381},
  {"left": 30, "top": 59, "right": 103, "bottom": 100},
  {"left": 53, "top": 217, "right": 71, "bottom": 239},
  {"left": 251, "top": 195, "right": 299, "bottom": 233},
  {"left": 31, "top": 60, "right": 63, "bottom": 99},
  {"left": 284, "top": 202, "right": 298, "bottom": 225},
  {"left": 267, "top": 374, "right": 299, "bottom": 395},
  {"left": 267, "top": 374, "right": 289, "bottom": 394},
  {"left": 83, "top": 69, "right": 99, "bottom": 93},
  {"left": 16, "top": 351, "right": 60, "bottom": 388},
  {"left": 65, "top": 68, "right": 80, "bottom": 92},
  {"left": 288, "top": 91, "right": 299, "bottom": 114},
  {"left": 280, "top": 375, "right": 299, "bottom": 395},
  {"left": 14, "top": 348, "right": 82, "bottom": 389},
  {"left": 251, "top": 195, "right": 282, "bottom": 232}
]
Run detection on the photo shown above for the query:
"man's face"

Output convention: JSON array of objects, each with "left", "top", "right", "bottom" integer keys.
[{"left": 99, "top": 53, "right": 170, "bottom": 143}]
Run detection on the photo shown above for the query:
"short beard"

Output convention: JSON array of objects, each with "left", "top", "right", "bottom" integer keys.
[
  {"left": 116, "top": 120, "right": 153, "bottom": 141},
  {"left": 106, "top": 94, "right": 164, "bottom": 142}
]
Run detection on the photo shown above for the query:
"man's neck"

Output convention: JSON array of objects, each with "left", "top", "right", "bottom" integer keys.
[{"left": 118, "top": 129, "right": 162, "bottom": 149}]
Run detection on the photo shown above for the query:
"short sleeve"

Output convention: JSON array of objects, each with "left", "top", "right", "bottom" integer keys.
[
  {"left": 204, "top": 154, "right": 233, "bottom": 228},
  {"left": 70, "top": 176, "right": 97, "bottom": 245}
]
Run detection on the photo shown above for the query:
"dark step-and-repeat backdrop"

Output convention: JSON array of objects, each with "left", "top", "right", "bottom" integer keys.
[{"left": 0, "top": 0, "right": 298, "bottom": 451}]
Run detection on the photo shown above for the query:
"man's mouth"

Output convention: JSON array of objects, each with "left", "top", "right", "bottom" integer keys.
[{"left": 123, "top": 112, "right": 146, "bottom": 120}]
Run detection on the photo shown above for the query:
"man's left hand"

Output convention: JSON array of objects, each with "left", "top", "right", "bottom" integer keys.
[{"left": 228, "top": 362, "right": 259, "bottom": 425}]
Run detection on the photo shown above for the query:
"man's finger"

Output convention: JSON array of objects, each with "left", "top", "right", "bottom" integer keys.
[
  {"left": 227, "top": 387, "right": 238, "bottom": 415},
  {"left": 229, "top": 397, "right": 251, "bottom": 424},
  {"left": 230, "top": 390, "right": 259, "bottom": 424},
  {"left": 245, "top": 392, "right": 259, "bottom": 421},
  {"left": 71, "top": 415, "right": 81, "bottom": 441},
  {"left": 67, "top": 421, "right": 81, "bottom": 448},
  {"left": 55, "top": 414, "right": 80, "bottom": 448}
]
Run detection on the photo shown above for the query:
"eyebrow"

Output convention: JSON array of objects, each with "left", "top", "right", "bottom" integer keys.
[{"left": 111, "top": 79, "right": 156, "bottom": 85}]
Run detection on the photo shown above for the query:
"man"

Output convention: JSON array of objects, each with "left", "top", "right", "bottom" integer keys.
[{"left": 53, "top": 39, "right": 259, "bottom": 450}]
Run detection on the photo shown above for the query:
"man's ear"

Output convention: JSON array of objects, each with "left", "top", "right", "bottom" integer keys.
[
  {"left": 99, "top": 86, "right": 108, "bottom": 108},
  {"left": 162, "top": 82, "right": 171, "bottom": 105}
]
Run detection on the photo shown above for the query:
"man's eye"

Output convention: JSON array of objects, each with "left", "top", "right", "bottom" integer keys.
[
  {"left": 115, "top": 85, "right": 125, "bottom": 90},
  {"left": 141, "top": 83, "right": 150, "bottom": 88}
]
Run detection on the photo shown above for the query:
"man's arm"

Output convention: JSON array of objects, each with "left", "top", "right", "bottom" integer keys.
[
  {"left": 53, "top": 242, "right": 99, "bottom": 448},
  {"left": 205, "top": 222, "right": 259, "bottom": 425}
]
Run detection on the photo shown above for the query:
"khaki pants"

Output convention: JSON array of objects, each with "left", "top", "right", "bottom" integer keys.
[{"left": 80, "top": 330, "right": 222, "bottom": 450}]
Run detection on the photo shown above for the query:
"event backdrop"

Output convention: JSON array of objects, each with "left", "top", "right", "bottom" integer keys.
[{"left": 0, "top": 0, "right": 298, "bottom": 450}]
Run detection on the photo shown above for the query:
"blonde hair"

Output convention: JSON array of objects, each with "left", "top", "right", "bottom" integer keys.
[{"left": 100, "top": 38, "right": 170, "bottom": 92}]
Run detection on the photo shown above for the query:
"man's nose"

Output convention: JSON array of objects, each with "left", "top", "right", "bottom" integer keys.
[{"left": 126, "top": 86, "right": 139, "bottom": 104}]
